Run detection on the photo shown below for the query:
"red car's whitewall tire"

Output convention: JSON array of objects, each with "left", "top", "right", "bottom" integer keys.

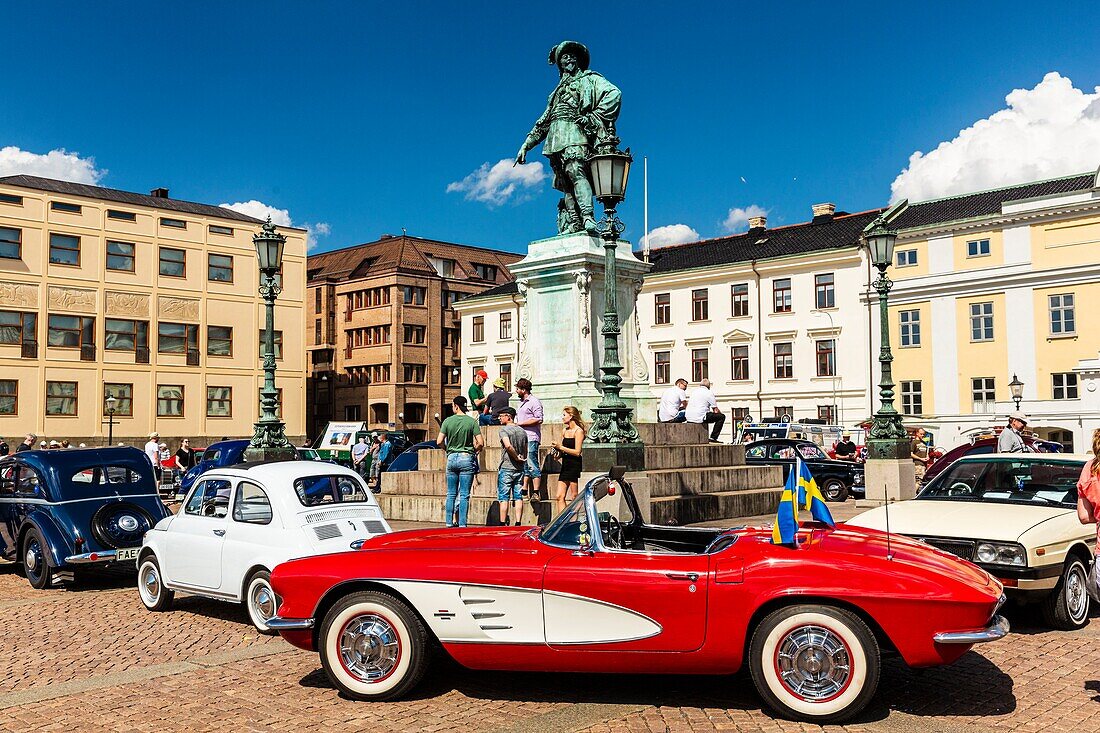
[
  {"left": 319, "top": 591, "right": 430, "bottom": 701},
  {"left": 749, "top": 605, "right": 879, "bottom": 723}
]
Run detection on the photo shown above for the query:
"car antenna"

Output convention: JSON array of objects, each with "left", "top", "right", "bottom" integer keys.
[{"left": 884, "top": 488, "right": 893, "bottom": 561}]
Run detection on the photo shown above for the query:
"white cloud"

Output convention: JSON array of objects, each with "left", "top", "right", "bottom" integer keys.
[
  {"left": 640, "top": 224, "right": 700, "bottom": 249},
  {"left": 220, "top": 200, "right": 330, "bottom": 250},
  {"left": 447, "top": 158, "right": 547, "bottom": 207},
  {"left": 0, "top": 145, "right": 105, "bottom": 184},
  {"left": 721, "top": 204, "right": 768, "bottom": 232},
  {"left": 891, "top": 72, "right": 1100, "bottom": 202}
]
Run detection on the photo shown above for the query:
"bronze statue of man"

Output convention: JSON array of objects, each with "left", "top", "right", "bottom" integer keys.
[{"left": 516, "top": 41, "right": 622, "bottom": 236}]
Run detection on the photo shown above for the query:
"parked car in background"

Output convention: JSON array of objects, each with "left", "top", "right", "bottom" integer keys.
[
  {"left": 177, "top": 440, "right": 325, "bottom": 497},
  {"left": 743, "top": 438, "right": 864, "bottom": 501},
  {"left": 384, "top": 441, "right": 439, "bottom": 473},
  {"left": 0, "top": 447, "right": 170, "bottom": 589},
  {"left": 848, "top": 453, "right": 1092, "bottom": 630},
  {"left": 922, "top": 433, "right": 1063, "bottom": 484},
  {"left": 138, "top": 462, "right": 391, "bottom": 632}
]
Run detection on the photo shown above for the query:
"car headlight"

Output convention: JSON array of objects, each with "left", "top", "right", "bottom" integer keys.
[{"left": 975, "top": 542, "right": 1027, "bottom": 567}]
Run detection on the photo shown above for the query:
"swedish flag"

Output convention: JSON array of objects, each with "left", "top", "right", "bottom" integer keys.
[
  {"left": 771, "top": 464, "right": 800, "bottom": 545},
  {"left": 796, "top": 457, "right": 836, "bottom": 527}
]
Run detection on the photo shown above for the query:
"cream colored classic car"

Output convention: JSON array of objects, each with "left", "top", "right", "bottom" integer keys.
[{"left": 848, "top": 453, "right": 1095, "bottom": 630}]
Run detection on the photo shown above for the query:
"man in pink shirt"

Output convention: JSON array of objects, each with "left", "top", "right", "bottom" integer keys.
[{"left": 514, "top": 378, "right": 544, "bottom": 499}]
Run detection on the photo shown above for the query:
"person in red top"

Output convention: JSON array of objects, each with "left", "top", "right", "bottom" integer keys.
[{"left": 1076, "top": 429, "right": 1100, "bottom": 547}]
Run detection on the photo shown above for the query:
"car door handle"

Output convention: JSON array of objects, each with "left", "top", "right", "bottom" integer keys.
[
  {"left": 212, "top": 529, "right": 226, "bottom": 537},
  {"left": 666, "top": 572, "right": 699, "bottom": 582}
]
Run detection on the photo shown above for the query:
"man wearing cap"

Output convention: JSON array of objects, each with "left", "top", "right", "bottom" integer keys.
[
  {"left": 998, "top": 412, "right": 1029, "bottom": 453},
  {"left": 468, "top": 370, "right": 489, "bottom": 417},
  {"left": 496, "top": 407, "right": 528, "bottom": 525},
  {"left": 835, "top": 433, "right": 857, "bottom": 461},
  {"left": 144, "top": 432, "right": 162, "bottom": 481},
  {"left": 480, "top": 378, "right": 511, "bottom": 426}
]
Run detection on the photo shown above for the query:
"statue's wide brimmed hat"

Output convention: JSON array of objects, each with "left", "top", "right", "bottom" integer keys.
[{"left": 548, "top": 41, "right": 589, "bottom": 70}]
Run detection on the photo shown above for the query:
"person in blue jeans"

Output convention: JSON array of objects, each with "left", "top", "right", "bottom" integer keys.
[{"left": 436, "top": 395, "right": 484, "bottom": 527}]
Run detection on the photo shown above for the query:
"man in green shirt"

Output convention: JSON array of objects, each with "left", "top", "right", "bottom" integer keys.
[
  {"left": 437, "top": 395, "right": 484, "bottom": 527},
  {"left": 468, "top": 370, "right": 488, "bottom": 417}
]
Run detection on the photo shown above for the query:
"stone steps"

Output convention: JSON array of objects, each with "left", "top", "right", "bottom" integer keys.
[
  {"left": 650, "top": 488, "right": 783, "bottom": 526},
  {"left": 646, "top": 465, "right": 777, "bottom": 498},
  {"left": 475, "top": 421, "right": 712, "bottom": 447},
  {"left": 417, "top": 442, "right": 744, "bottom": 472},
  {"left": 376, "top": 493, "right": 551, "bottom": 526}
]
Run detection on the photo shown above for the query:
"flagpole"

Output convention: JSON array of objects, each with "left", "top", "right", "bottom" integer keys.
[{"left": 643, "top": 156, "right": 649, "bottom": 263}]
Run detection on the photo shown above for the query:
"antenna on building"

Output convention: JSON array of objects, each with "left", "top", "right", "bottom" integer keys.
[
  {"left": 401, "top": 227, "right": 407, "bottom": 237},
  {"left": 643, "top": 156, "right": 650, "bottom": 263}
]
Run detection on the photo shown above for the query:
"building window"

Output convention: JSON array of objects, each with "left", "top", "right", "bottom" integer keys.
[
  {"left": 0, "top": 379, "right": 16, "bottom": 415},
  {"left": 774, "top": 405, "right": 794, "bottom": 421},
  {"left": 344, "top": 404, "right": 361, "bottom": 421},
  {"left": 106, "top": 209, "right": 135, "bottom": 221},
  {"left": 654, "top": 293, "right": 671, "bottom": 324},
  {"left": 208, "top": 254, "right": 233, "bottom": 282},
  {"left": 47, "top": 314, "right": 94, "bottom": 349},
  {"left": 104, "top": 318, "right": 148, "bottom": 353},
  {"left": 45, "top": 381, "right": 77, "bottom": 416},
  {"left": 401, "top": 286, "right": 426, "bottom": 305},
  {"left": 817, "top": 405, "right": 836, "bottom": 423},
  {"left": 971, "top": 377, "right": 996, "bottom": 413},
  {"left": 499, "top": 363, "right": 512, "bottom": 391},
  {"left": 209, "top": 224, "right": 233, "bottom": 236},
  {"left": 654, "top": 351, "right": 671, "bottom": 384},
  {"left": 314, "top": 320, "right": 322, "bottom": 345},
  {"left": 104, "top": 383, "right": 133, "bottom": 416},
  {"left": 1049, "top": 293, "right": 1076, "bottom": 336},
  {"left": 899, "top": 309, "right": 921, "bottom": 347},
  {"left": 967, "top": 239, "right": 991, "bottom": 258},
  {"left": 207, "top": 325, "right": 233, "bottom": 356},
  {"left": 207, "top": 386, "right": 232, "bottom": 417},
  {"left": 773, "top": 342, "right": 793, "bottom": 379},
  {"left": 773, "top": 278, "right": 791, "bottom": 313},
  {"left": 969, "top": 302, "right": 994, "bottom": 341},
  {"left": 258, "top": 330, "right": 283, "bottom": 359},
  {"left": 0, "top": 227, "right": 20, "bottom": 259},
  {"left": 160, "top": 217, "right": 186, "bottom": 229},
  {"left": 896, "top": 249, "right": 917, "bottom": 267},
  {"left": 816, "top": 339, "right": 836, "bottom": 377},
  {"left": 1053, "top": 373, "right": 1079, "bottom": 400},
  {"left": 472, "top": 263, "right": 498, "bottom": 280},
  {"left": 691, "top": 348, "right": 709, "bottom": 382},
  {"left": 815, "top": 273, "right": 835, "bottom": 309},
  {"left": 499, "top": 312, "right": 512, "bottom": 340},
  {"left": 51, "top": 201, "right": 81, "bottom": 213},
  {"left": 0, "top": 193, "right": 23, "bottom": 205},
  {"left": 106, "top": 241, "right": 136, "bottom": 272},
  {"left": 901, "top": 381, "right": 922, "bottom": 416},
  {"left": 367, "top": 363, "right": 391, "bottom": 382},
  {"left": 0, "top": 311, "right": 36, "bottom": 345},
  {"left": 442, "top": 327, "right": 459, "bottom": 348},
  {"left": 731, "top": 283, "right": 749, "bottom": 317},
  {"left": 404, "top": 404, "right": 427, "bottom": 423},
  {"left": 472, "top": 316, "right": 484, "bottom": 343},
  {"left": 403, "top": 325, "right": 426, "bottom": 344},
  {"left": 428, "top": 257, "right": 456, "bottom": 278},
  {"left": 157, "top": 385, "right": 184, "bottom": 417},
  {"left": 691, "top": 289, "right": 709, "bottom": 321},
  {"left": 314, "top": 289, "right": 322, "bottom": 312},
  {"left": 48, "top": 233, "right": 80, "bottom": 266},
  {"left": 158, "top": 322, "right": 198, "bottom": 354},
  {"left": 731, "top": 345, "right": 749, "bottom": 380},
  {"left": 403, "top": 363, "right": 426, "bottom": 382},
  {"left": 159, "top": 247, "right": 186, "bottom": 277}
]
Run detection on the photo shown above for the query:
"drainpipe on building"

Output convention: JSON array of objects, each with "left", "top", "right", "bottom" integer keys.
[{"left": 752, "top": 259, "right": 763, "bottom": 420}]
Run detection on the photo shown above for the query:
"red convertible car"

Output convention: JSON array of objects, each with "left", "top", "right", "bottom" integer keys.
[{"left": 269, "top": 468, "right": 1008, "bottom": 723}]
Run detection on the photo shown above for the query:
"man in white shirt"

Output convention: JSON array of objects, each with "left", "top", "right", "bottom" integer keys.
[
  {"left": 144, "top": 432, "right": 162, "bottom": 482},
  {"left": 658, "top": 378, "right": 689, "bottom": 422},
  {"left": 685, "top": 379, "right": 726, "bottom": 442},
  {"left": 997, "top": 412, "right": 1028, "bottom": 453}
]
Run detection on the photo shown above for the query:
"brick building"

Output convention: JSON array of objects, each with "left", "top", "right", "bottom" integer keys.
[{"left": 306, "top": 235, "right": 522, "bottom": 442}]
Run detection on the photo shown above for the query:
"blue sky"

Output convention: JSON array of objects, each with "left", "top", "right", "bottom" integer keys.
[{"left": 3, "top": 1, "right": 1100, "bottom": 254}]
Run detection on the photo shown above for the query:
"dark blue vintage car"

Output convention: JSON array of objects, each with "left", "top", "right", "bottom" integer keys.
[
  {"left": 0, "top": 447, "right": 170, "bottom": 589},
  {"left": 176, "top": 439, "right": 327, "bottom": 497}
]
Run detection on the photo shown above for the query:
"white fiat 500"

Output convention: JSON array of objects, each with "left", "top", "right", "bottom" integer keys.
[{"left": 137, "top": 461, "right": 391, "bottom": 632}]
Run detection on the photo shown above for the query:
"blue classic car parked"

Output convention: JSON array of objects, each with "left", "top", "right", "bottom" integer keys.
[
  {"left": 177, "top": 439, "right": 325, "bottom": 497},
  {"left": 0, "top": 447, "right": 170, "bottom": 589}
]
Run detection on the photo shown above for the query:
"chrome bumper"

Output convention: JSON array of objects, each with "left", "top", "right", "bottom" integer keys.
[
  {"left": 64, "top": 550, "right": 120, "bottom": 564},
  {"left": 265, "top": 616, "right": 315, "bottom": 631},
  {"left": 933, "top": 614, "right": 1010, "bottom": 644}
]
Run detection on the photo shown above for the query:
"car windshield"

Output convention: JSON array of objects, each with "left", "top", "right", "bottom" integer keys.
[
  {"left": 919, "top": 458, "right": 1083, "bottom": 507},
  {"left": 292, "top": 474, "right": 370, "bottom": 506}
]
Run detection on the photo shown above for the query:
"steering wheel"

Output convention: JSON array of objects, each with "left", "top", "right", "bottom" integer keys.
[
  {"left": 946, "top": 482, "right": 971, "bottom": 497},
  {"left": 600, "top": 514, "right": 624, "bottom": 549}
]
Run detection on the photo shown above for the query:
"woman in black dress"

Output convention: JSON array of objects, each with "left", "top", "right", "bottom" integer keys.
[
  {"left": 552, "top": 406, "right": 586, "bottom": 514},
  {"left": 174, "top": 438, "right": 197, "bottom": 471}
]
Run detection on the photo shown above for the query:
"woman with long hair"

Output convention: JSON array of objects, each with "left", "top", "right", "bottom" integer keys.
[
  {"left": 1076, "top": 429, "right": 1100, "bottom": 536},
  {"left": 552, "top": 406, "right": 586, "bottom": 513}
]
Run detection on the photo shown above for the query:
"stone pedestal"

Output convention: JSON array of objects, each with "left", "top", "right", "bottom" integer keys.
[
  {"left": 508, "top": 233, "right": 653, "bottom": 423},
  {"left": 857, "top": 458, "right": 917, "bottom": 507}
]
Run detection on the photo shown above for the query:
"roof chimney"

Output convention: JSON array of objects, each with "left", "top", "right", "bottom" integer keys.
[
  {"left": 747, "top": 215, "right": 767, "bottom": 230},
  {"left": 150, "top": 187, "right": 169, "bottom": 198},
  {"left": 812, "top": 202, "right": 836, "bottom": 220}
]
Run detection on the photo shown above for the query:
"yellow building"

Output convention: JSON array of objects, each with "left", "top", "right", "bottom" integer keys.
[
  {"left": 884, "top": 170, "right": 1100, "bottom": 451},
  {"left": 0, "top": 175, "right": 307, "bottom": 447}
]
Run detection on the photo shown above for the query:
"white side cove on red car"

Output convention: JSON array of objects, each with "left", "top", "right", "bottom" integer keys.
[{"left": 137, "top": 461, "right": 391, "bottom": 633}]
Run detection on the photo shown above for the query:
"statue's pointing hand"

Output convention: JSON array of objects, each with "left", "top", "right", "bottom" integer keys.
[{"left": 514, "top": 147, "right": 527, "bottom": 167}]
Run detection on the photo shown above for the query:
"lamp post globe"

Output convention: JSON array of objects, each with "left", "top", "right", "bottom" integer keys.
[
  {"left": 105, "top": 394, "right": 117, "bottom": 445},
  {"left": 1009, "top": 373, "right": 1024, "bottom": 410}
]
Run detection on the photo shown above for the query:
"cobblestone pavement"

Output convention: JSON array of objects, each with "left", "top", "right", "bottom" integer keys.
[{"left": 2, "top": 542, "right": 1100, "bottom": 733}]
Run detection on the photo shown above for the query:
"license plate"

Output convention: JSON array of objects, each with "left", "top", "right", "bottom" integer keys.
[{"left": 116, "top": 547, "right": 140, "bottom": 563}]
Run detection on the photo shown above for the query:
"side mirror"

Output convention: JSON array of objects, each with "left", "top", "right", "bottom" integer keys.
[{"left": 609, "top": 465, "right": 627, "bottom": 481}]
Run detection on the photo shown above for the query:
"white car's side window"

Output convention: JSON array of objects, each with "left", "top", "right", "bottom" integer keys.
[
  {"left": 232, "top": 481, "right": 273, "bottom": 525},
  {"left": 184, "top": 479, "right": 231, "bottom": 518}
]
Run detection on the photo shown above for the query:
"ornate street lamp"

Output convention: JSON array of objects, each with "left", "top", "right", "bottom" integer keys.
[
  {"left": 863, "top": 212, "right": 910, "bottom": 461},
  {"left": 1009, "top": 373, "right": 1024, "bottom": 411},
  {"left": 244, "top": 218, "right": 296, "bottom": 462},
  {"left": 105, "top": 394, "right": 117, "bottom": 445},
  {"left": 585, "top": 147, "right": 641, "bottom": 447}
]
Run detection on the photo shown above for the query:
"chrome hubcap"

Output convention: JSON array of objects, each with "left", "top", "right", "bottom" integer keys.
[
  {"left": 339, "top": 614, "right": 400, "bottom": 682},
  {"left": 142, "top": 565, "right": 160, "bottom": 601},
  {"left": 25, "top": 541, "right": 40, "bottom": 573},
  {"left": 776, "top": 625, "right": 851, "bottom": 701},
  {"left": 1067, "top": 565, "right": 1088, "bottom": 621},
  {"left": 252, "top": 583, "right": 275, "bottom": 621}
]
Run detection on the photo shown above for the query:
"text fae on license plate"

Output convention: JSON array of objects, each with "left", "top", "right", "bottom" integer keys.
[{"left": 116, "top": 547, "right": 140, "bottom": 563}]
